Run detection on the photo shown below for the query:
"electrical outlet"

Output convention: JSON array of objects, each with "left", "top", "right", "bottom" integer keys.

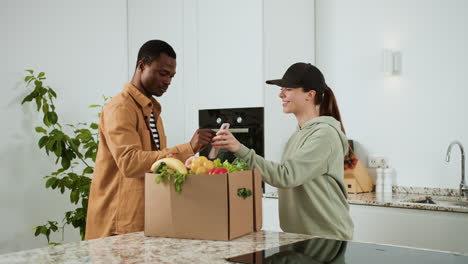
[
  {"left": 368, "top": 155, "right": 379, "bottom": 168},
  {"left": 368, "top": 155, "right": 387, "bottom": 168}
]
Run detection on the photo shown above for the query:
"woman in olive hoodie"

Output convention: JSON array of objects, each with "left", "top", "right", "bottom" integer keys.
[{"left": 212, "top": 63, "right": 354, "bottom": 240}]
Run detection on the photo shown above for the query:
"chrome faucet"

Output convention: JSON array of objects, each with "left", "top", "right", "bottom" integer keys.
[{"left": 446, "top": 141, "right": 468, "bottom": 198}]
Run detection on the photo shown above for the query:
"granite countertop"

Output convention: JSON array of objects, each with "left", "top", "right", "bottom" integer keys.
[
  {"left": 264, "top": 186, "right": 468, "bottom": 213},
  {"left": 2, "top": 231, "right": 467, "bottom": 264},
  {"left": 0, "top": 231, "right": 312, "bottom": 264}
]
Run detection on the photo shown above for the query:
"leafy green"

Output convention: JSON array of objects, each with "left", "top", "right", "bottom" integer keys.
[
  {"left": 213, "top": 158, "right": 223, "bottom": 168},
  {"left": 154, "top": 163, "right": 187, "bottom": 193},
  {"left": 213, "top": 158, "right": 250, "bottom": 172},
  {"left": 232, "top": 158, "right": 249, "bottom": 171},
  {"left": 237, "top": 188, "right": 253, "bottom": 199}
]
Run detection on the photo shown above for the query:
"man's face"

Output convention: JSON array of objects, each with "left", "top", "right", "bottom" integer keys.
[{"left": 140, "top": 53, "right": 176, "bottom": 97}]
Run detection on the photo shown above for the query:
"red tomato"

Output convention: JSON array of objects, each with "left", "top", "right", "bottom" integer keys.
[{"left": 208, "top": 167, "right": 228, "bottom": 175}]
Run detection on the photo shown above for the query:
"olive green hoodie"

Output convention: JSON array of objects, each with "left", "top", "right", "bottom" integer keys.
[{"left": 235, "top": 116, "right": 354, "bottom": 240}]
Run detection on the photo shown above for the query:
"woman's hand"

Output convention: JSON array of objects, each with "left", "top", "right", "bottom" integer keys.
[{"left": 211, "top": 130, "right": 241, "bottom": 153}]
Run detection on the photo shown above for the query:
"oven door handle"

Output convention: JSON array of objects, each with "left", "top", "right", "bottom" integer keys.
[{"left": 211, "top": 128, "right": 249, "bottom": 133}]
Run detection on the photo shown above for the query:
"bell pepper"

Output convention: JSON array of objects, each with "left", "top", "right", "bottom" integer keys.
[{"left": 208, "top": 167, "right": 229, "bottom": 175}]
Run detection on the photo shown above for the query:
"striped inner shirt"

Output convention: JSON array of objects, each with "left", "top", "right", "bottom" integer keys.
[{"left": 149, "top": 111, "right": 160, "bottom": 150}]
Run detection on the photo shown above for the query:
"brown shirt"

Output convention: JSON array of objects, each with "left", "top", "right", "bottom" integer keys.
[{"left": 85, "top": 83, "right": 194, "bottom": 240}]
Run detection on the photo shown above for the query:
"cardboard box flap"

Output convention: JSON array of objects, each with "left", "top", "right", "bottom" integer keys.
[
  {"left": 145, "top": 173, "right": 230, "bottom": 240},
  {"left": 228, "top": 171, "right": 253, "bottom": 240},
  {"left": 171, "top": 174, "right": 229, "bottom": 240},
  {"left": 145, "top": 173, "right": 176, "bottom": 237},
  {"left": 252, "top": 168, "right": 263, "bottom": 231}
]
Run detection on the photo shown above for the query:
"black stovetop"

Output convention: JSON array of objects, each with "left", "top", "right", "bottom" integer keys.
[{"left": 226, "top": 237, "right": 468, "bottom": 264}]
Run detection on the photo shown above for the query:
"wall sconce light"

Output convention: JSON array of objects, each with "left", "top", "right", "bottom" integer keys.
[{"left": 383, "top": 49, "right": 401, "bottom": 76}]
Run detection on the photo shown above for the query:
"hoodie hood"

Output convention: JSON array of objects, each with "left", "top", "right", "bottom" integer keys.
[{"left": 301, "top": 116, "right": 349, "bottom": 156}]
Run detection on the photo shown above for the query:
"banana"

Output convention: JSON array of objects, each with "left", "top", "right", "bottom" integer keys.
[{"left": 150, "top": 158, "right": 188, "bottom": 174}]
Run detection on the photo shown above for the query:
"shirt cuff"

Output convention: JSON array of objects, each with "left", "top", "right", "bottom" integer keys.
[
  {"left": 180, "top": 142, "right": 195, "bottom": 156},
  {"left": 234, "top": 144, "right": 250, "bottom": 159}
]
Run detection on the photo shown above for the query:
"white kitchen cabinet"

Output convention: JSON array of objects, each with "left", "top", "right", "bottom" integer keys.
[
  {"left": 350, "top": 204, "right": 468, "bottom": 254},
  {"left": 262, "top": 198, "right": 468, "bottom": 254}
]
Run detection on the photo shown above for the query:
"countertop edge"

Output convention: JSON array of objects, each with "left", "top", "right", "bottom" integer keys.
[{"left": 263, "top": 192, "right": 468, "bottom": 214}]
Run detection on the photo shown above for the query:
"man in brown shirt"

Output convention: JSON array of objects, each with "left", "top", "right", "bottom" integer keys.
[{"left": 85, "top": 40, "right": 214, "bottom": 239}]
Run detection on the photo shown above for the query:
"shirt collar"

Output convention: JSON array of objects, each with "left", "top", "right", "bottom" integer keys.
[{"left": 124, "top": 83, "right": 161, "bottom": 117}]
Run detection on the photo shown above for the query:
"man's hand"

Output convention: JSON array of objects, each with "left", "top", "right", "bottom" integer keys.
[{"left": 190, "top": 129, "right": 216, "bottom": 153}]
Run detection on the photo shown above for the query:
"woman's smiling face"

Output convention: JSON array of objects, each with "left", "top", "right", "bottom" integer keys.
[{"left": 278, "top": 87, "right": 314, "bottom": 114}]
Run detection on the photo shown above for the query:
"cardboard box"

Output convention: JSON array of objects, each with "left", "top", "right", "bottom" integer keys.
[
  {"left": 344, "top": 160, "right": 373, "bottom": 194},
  {"left": 145, "top": 168, "right": 263, "bottom": 241}
]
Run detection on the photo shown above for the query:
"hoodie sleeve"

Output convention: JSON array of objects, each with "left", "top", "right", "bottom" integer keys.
[{"left": 234, "top": 129, "right": 333, "bottom": 188}]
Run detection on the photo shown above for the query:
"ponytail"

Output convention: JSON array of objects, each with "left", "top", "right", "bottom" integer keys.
[
  {"left": 315, "top": 86, "right": 355, "bottom": 159},
  {"left": 316, "top": 86, "right": 345, "bottom": 133}
]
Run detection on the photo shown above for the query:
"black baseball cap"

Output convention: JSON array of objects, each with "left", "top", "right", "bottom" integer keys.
[{"left": 266, "top": 63, "right": 326, "bottom": 93}]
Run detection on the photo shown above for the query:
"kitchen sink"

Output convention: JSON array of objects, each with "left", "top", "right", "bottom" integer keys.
[{"left": 402, "top": 196, "right": 468, "bottom": 207}]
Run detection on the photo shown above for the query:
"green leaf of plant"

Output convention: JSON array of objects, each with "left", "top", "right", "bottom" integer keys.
[
  {"left": 38, "top": 72, "right": 45, "bottom": 78},
  {"left": 43, "top": 113, "right": 51, "bottom": 127},
  {"left": 42, "top": 100, "right": 49, "bottom": 114},
  {"left": 65, "top": 149, "right": 76, "bottom": 160},
  {"left": 24, "top": 76, "right": 33, "bottom": 82},
  {"left": 84, "top": 147, "right": 94, "bottom": 160},
  {"left": 83, "top": 167, "right": 93, "bottom": 174},
  {"left": 35, "top": 126, "right": 48, "bottom": 134},
  {"left": 70, "top": 190, "right": 79, "bottom": 204},
  {"left": 25, "top": 69, "right": 34, "bottom": 74},
  {"left": 49, "top": 88, "right": 57, "bottom": 98},
  {"left": 40, "top": 226, "right": 48, "bottom": 235},
  {"left": 51, "top": 179, "right": 59, "bottom": 189},
  {"left": 61, "top": 157, "right": 71, "bottom": 170},
  {"left": 39, "top": 87, "right": 47, "bottom": 96},
  {"left": 47, "top": 111, "right": 58, "bottom": 124},
  {"left": 54, "top": 141, "right": 62, "bottom": 157},
  {"left": 35, "top": 97, "right": 42, "bottom": 111},
  {"left": 46, "top": 137, "right": 55, "bottom": 152},
  {"left": 89, "top": 104, "right": 101, "bottom": 108},
  {"left": 21, "top": 93, "right": 35, "bottom": 104},
  {"left": 34, "top": 80, "right": 43, "bottom": 88},
  {"left": 34, "top": 227, "right": 41, "bottom": 237},
  {"left": 45, "top": 177, "right": 56, "bottom": 188},
  {"left": 38, "top": 136, "right": 49, "bottom": 148},
  {"left": 90, "top": 123, "right": 98, "bottom": 130}
]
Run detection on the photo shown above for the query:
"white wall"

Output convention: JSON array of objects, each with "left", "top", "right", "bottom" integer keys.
[
  {"left": 127, "top": 0, "right": 187, "bottom": 147},
  {"left": 1, "top": 0, "right": 315, "bottom": 254},
  {"left": 263, "top": 0, "right": 315, "bottom": 193},
  {"left": 0, "top": 0, "right": 128, "bottom": 253},
  {"left": 128, "top": 0, "right": 264, "bottom": 148},
  {"left": 316, "top": 0, "right": 468, "bottom": 188}
]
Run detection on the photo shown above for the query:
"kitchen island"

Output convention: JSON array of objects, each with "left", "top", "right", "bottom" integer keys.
[{"left": 0, "top": 230, "right": 467, "bottom": 263}]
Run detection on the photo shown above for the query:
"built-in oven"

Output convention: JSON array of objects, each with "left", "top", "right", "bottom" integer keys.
[{"left": 198, "top": 107, "right": 264, "bottom": 163}]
